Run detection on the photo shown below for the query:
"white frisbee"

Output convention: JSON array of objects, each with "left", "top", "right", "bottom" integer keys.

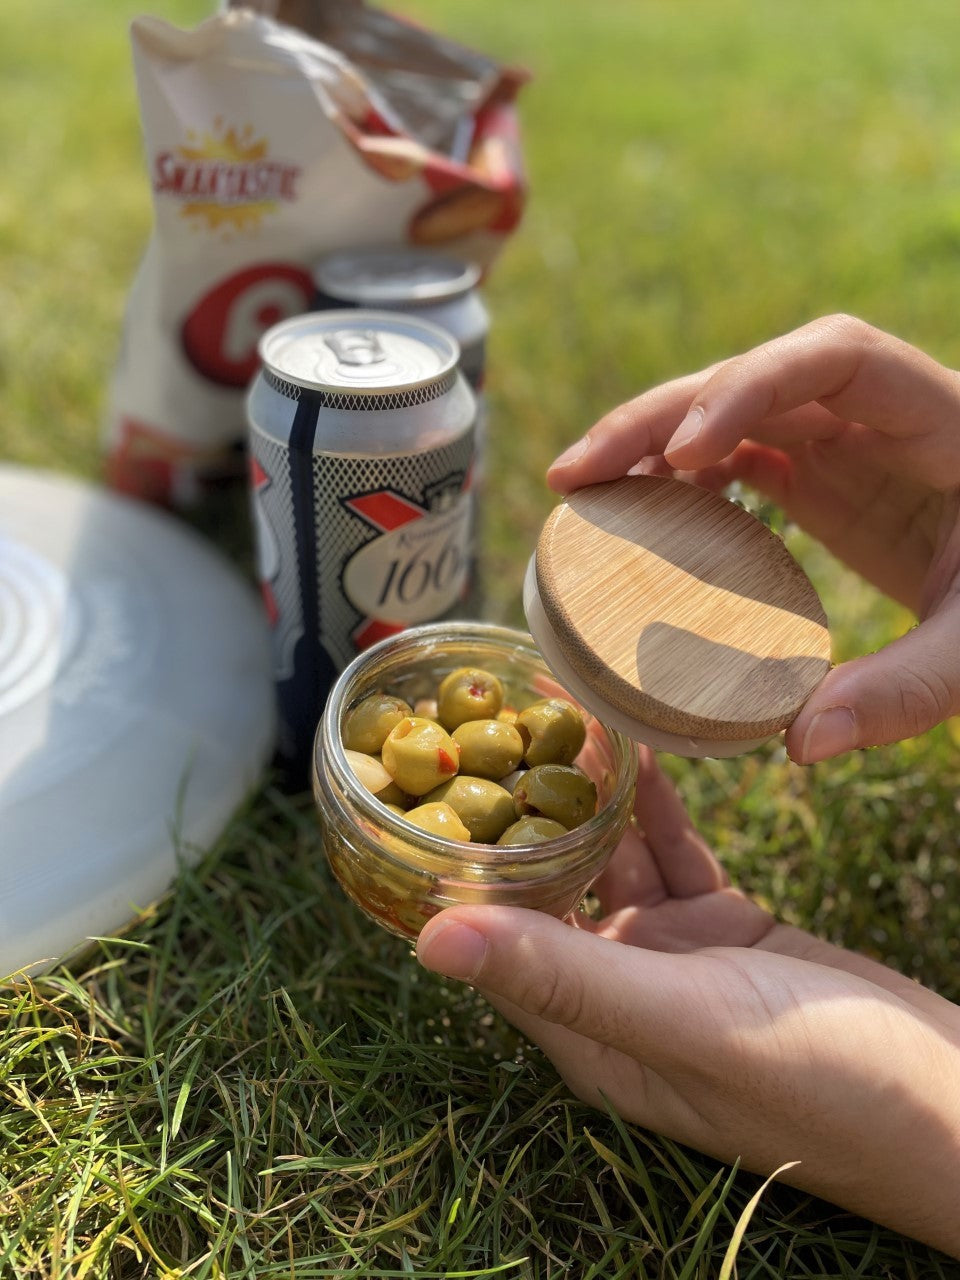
[{"left": 0, "top": 465, "right": 276, "bottom": 977}]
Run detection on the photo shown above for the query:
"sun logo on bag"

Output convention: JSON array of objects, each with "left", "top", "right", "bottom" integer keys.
[{"left": 152, "top": 118, "right": 302, "bottom": 236}]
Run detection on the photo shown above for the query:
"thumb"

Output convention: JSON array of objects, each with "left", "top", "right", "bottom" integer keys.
[
  {"left": 786, "top": 609, "right": 960, "bottom": 763},
  {"left": 416, "top": 904, "right": 714, "bottom": 1068}
]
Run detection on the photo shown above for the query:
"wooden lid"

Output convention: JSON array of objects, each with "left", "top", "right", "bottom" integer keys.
[{"left": 534, "top": 476, "right": 831, "bottom": 742}]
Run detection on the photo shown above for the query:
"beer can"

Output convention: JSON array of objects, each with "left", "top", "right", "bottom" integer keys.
[
  {"left": 312, "top": 249, "right": 489, "bottom": 391},
  {"left": 247, "top": 310, "right": 477, "bottom": 782},
  {"left": 313, "top": 249, "right": 490, "bottom": 617}
]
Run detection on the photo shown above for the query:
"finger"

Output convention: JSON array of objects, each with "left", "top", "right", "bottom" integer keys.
[
  {"left": 592, "top": 747, "right": 729, "bottom": 914},
  {"left": 630, "top": 748, "right": 729, "bottom": 897},
  {"left": 697, "top": 437, "right": 944, "bottom": 613},
  {"left": 533, "top": 671, "right": 588, "bottom": 705},
  {"left": 478, "top": 988, "right": 707, "bottom": 1144},
  {"left": 695, "top": 439, "right": 796, "bottom": 506},
  {"left": 545, "top": 354, "right": 851, "bottom": 494},
  {"left": 786, "top": 605, "right": 960, "bottom": 761},
  {"left": 626, "top": 454, "right": 676, "bottom": 478},
  {"left": 481, "top": 987, "right": 619, "bottom": 1082},
  {"left": 590, "top": 819, "right": 665, "bottom": 914},
  {"left": 547, "top": 367, "right": 719, "bottom": 492},
  {"left": 663, "top": 315, "right": 960, "bottom": 485},
  {"left": 593, "top": 892, "right": 774, "bottom": 953},
  {"left": 574, "top": 715, "right": 614, "bottom": 769},
  {"left": 480, "top": 989, "right": 691, "bottom": 1122},
  {"left": 551, "top": 396, "right": 843, "bottom": 496},
  {"left": 550, "top": 316, "right": 960, "bottom": 496},
  {"left": 416, "top": 904, "right": 717, "bottom": 1067}
]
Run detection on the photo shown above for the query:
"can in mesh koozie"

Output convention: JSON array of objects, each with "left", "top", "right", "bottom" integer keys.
[
  {"left": 247, "top": 310, "right": 477, "bottom": 781},
  {"left": 313, "top": 249, "right": 490, "bottom": 616}
]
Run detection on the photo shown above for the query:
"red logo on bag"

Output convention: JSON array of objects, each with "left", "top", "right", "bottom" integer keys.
[
  {"left": 153, "top": 121, "right": 301, "bottom": 233},
  {"left": 181, "top": 262, "right": 314, "bottom": 386}
]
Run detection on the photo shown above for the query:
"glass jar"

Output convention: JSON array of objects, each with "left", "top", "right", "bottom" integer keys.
[{"left": 313, "top": 622, "right": 640, "bottom": 940}]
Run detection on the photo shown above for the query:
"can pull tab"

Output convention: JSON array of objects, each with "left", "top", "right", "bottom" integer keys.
[{"left": 324, "top": 330, "right": 385, "bottom": 366}]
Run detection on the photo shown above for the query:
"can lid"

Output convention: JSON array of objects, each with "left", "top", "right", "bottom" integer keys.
[
  {"left": 314, "top": 249, "right": 481, "bottom": 306},
  {"left": 258, "top": 309, "right": 460, "bottom": 394},
  {"left": 524, "top": 475, "right": 831, "bottom": 758}
]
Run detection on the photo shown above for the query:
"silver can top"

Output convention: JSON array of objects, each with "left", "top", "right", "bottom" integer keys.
[
  {"left": 258, "top": 310, "right": 460, "bottom": 394},
  {"left": 313, "top": 248, "right": 481, "bottom": 306}
]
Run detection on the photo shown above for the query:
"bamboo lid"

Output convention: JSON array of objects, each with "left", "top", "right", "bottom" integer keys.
[{"left": 527, "top": 475, "right": 831, "bottom": 757}]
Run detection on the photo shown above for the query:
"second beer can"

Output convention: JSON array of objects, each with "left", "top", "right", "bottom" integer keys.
[
  {"left": 312, "top": 249, "right": 489, "bottom": 391},
  {"left": 247, "top": 310, "right": 477, "bottom": 783}
]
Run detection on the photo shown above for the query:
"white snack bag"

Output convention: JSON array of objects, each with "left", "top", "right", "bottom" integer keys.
[{"left": 105, "top": 3, "right": 527, "bottom": 506}]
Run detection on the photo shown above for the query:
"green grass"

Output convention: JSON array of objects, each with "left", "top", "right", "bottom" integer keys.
[{"left": 2, "top": 0, "right": 960, "bottom": 1275}]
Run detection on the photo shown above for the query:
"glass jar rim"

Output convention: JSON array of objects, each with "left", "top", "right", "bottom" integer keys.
[{"left": 316, "top": 621, "right": 639, "bottom": 874}]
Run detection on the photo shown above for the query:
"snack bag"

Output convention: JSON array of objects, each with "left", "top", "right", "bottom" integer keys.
[{"left": 105, "top": 1, "right": 527, "bottom": 506}]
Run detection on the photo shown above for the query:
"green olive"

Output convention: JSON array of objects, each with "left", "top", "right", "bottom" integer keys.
[
  {"left": 437, "top": 666, "right": 503, "bottom": 730},
  {"left": 342, "top": 692, "right": 412, "bottom": 754},
  {"left": 451, "top": 718, "right": 524, "bottom": 780},
  {"left": 413, "top": 697, "right": 439, "bottom": 720},
  {"left": 497, "top": 816, "right": 569, "bottom": 846},
  {"left": 343, "top": 749, "right": 409, "bottom": 806},
  {"left": 402, "top": 802, "right": 471, "bottom": 842},
  {"left": 426, "top": 776, "right": 516, "bottom": 843},
  {"left": 381, "top": 716, "right": 460, "bottom": 795},
  {"left": 515, "top": 697, "right": 587, "bottom": 766},
  {"left": 497, "top": 706, "right": 518, "bottom": 725},
  {"left": 513, "top": 763, "right": 597, "bottom": 830}
]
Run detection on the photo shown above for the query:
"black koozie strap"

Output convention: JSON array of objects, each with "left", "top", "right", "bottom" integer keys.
[{"left": 280, "top": 395, "right": 337, "bottom": 786}]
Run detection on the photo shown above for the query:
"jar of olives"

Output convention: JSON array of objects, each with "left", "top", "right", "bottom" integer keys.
[{"left": 313, "top": 623, "right": 639, "bottom": 940}]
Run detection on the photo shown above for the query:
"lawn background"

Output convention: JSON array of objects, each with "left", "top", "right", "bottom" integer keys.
[{"left": 2, "top": 1, "right": 960, "bottom": 1276}]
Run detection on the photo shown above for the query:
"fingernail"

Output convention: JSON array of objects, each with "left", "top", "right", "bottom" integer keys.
[
  {"left": 551, "top": 437, "right": 590, "bottom": 469},
  {"left": 799, "top": 706, "right": 858, "bottom": 763},
  {"left": 627, "top": 457, "right": 654, "bottom": 476},
  {"left": 665, "top": 406, "right": 704, "bottom": 456},
  {"left": 417, "top": 919, "right": 488, "bottom": 980}
]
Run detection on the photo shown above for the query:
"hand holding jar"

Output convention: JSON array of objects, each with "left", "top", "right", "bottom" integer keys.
[
  {"left": 417, "top": 746, "right": 960, "bottom": 1259},
  {"left": 548, "top": 314, "right": 960, "bottom": 763}
]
